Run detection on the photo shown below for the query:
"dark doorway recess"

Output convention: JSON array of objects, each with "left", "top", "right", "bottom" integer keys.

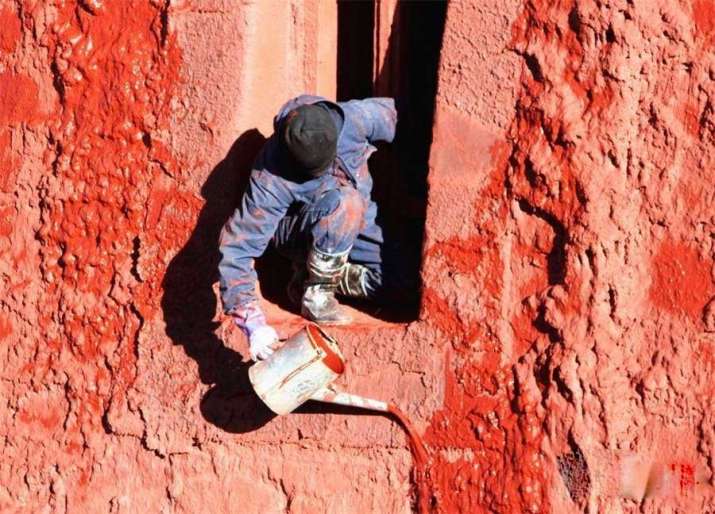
[
  {"left": 337, "top": 1, "right": 374, "bottom": 101},
  {"left": 337, "top": 0, "right": 448, "bottom": 316}
]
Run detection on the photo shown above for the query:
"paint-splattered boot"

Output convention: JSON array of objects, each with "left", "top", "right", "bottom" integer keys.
[
  {"left": 301, "top": 247, "right": 352, "bottom": 325},
  {"left": 337, "top": 262, "right": 373, "bottom": 300}
]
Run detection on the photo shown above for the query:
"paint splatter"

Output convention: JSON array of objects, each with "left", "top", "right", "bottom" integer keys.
[{"left": 650, "top": 239, "right": 714, "bottom": 319}]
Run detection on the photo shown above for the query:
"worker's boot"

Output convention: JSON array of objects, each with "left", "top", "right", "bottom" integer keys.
[
  {"left": 301, "top": 248, "right": 352, "bottom": 325},
  {"left": 290, "top": 261, "right": 372, "bottom": 306},
  {"left": 337, "top": 262, "right": 373, "bottom": 300}
]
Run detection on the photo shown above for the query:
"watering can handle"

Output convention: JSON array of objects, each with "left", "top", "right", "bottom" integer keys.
[{"left": 309, "top": 385, "right": 389, "bottom": 412}]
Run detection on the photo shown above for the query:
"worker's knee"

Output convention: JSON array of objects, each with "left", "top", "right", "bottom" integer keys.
[
  {"left": 312, "top": 189, "right": 342, "bottom": 216},
  {"left": 310, "top": 188, "right": 365, "bottom": 253},
  {"left": 314, "top": 188, "right": 364, "bottom": 231},
  {"left": 336, "top": 187, "right": 364, "bottom": 227}
]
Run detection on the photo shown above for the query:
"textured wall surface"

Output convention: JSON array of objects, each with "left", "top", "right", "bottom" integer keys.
[
  {"left": 1, "top": 0, "right": 714, "bottom": 513},
  {"left": 422, "top": 0, "right": 715, "bottom": 512}
]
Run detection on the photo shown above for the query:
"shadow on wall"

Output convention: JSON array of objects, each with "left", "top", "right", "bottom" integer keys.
[{"left": 161, "top": 129, "right": 278, "bottom": 433}]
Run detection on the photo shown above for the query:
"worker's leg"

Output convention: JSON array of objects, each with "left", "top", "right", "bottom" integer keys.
[
  {"left": 339, "top": 202, "right": 384, "bottom": 300},
  {"left": 273, "top": 196, "right": 416, "bottom": 306},
  {"left": 345, "top": 197, "right": 421, "bottom": 305},
  {"left": 272, "top": 187, "right": 364, "bottom": 259},
  {"left": 272, "top": 187, "right": 365, "bottom": 323},
  {"left": 341, "top": 219, "right": 417, "bottom": 304}
]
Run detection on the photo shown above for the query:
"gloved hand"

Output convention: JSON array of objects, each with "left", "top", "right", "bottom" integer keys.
[
  {"left": 248, "top": 324, "right": 279, "bottom": 361},
  {"left": 232, "top": 301, "right": 279, "bottom": 361}
]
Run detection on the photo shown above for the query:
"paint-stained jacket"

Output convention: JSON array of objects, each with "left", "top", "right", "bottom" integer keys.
[{"left": 219, "top": 94, "right": 397, "bottom": 314}]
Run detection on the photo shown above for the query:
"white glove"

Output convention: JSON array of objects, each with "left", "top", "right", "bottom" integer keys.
[{"left": 249, "top": 324, "right": 279, "bottom": 361}]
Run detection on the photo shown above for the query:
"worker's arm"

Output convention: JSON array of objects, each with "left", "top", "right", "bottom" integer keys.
[
  {"left": 219, "top": 166, "right": 290, "bottom": 358},
  {"left": 354, "top": 97, "right": 398, "bottom": 144}
]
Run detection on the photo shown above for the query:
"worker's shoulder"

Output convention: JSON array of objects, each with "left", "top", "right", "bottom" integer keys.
[
  {"left": 250, "top": 141, "right": 290, "bottom": 187},
  {"left": 339, "top": 98, "right": 396, "bottom": 133},
  {"left": 248, "top": 167, "right": 293, "bottom": 205},
  {"left": 339, "top": 97, "right": 395, "bottom": 115},
  {"left": 250, "top": 137, "right": 275, "bottom": 171}
]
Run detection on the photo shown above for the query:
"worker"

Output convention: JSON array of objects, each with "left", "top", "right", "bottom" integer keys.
[{"left": 218, "top": 94, "right": 398, "bottom": 360}]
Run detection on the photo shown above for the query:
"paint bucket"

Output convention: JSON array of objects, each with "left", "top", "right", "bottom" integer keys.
[{"left": 248, "top": 323, "right": 347, "bottom": 415}]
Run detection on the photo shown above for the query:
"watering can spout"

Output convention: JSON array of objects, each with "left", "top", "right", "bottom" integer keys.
[{"left": 309, "top": 385, "right": 389, "bottom": 413}]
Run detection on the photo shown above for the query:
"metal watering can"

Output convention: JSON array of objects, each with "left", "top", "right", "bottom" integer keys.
[
  {"left": 249, "top": 324, "right": 433, "bottom": 513},
  {"left": 248, "top": 323, "right": 388, "bottom": 415}
]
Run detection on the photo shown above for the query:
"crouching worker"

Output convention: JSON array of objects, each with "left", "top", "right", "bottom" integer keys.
[{"left": 218, "top": 95, "right": 398, "bottom": 360}]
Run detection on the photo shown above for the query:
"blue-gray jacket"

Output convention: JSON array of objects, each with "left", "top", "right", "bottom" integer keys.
[{"left": 218, "top": 95, "right": 397, "bottom": 314}]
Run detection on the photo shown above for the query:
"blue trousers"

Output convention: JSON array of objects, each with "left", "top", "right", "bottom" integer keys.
[{"left": 271, "top": 187, "right": 384, "bottom": 296}]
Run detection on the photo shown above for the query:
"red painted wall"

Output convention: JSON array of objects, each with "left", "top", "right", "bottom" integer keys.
[
  {"left": 422, "top": 0, "right": 715, "bottom": 512},
  {"left": 1, "top": 1, "right": 713, "bottom": 512}
]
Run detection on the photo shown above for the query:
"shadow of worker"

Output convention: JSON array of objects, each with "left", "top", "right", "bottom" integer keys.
[{"left": 161, "top": 129, "right": 277, "bottom": 434}]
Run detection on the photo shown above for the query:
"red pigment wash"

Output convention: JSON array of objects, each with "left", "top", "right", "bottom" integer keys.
[
  {"left": 388, "top": 405, "right": 434, "bottom": 514},
  {"left": 650, "top": 239, "right": 714, "bottom": 319}
]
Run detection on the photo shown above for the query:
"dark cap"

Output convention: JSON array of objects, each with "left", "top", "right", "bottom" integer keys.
[{"left": 281, "top": 104, "right": 337, "bottom": 177}]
